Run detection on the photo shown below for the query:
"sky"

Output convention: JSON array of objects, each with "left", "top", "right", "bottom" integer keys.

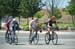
[{"left": 42, "top": 0, "right": 70, "bottom": 9}]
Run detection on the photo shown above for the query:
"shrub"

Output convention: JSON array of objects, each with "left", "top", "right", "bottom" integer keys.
[{"left": 21, "top": 24, "right": 29, "bottom": 31}]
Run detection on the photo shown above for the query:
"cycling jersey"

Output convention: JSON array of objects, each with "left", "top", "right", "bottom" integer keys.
[
  {"left": 29, "top": 19, "right": 39, "bottom": 31},
  {"left": 48, "top": 19, "right": 56, "bottom": 27},
  {"left": 6, "top": 20, "right": 11, "bottom": 31}
]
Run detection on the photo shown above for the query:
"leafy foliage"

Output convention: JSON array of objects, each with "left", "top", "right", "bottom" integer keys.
[
  {"left": 54, "top": 8, "right": 62, "bottom": 19},
  {"left": 67, "top": 0, "right": 75, "bottom": 27},
  {"left": 19, "top": 0, "right": 43, "bottom": 18},
  {"left": 67, "top": 0, "right": 75, "bottom": 15},
  {"left": 34, "top": 11, "right": 44, "bottom": 18}
]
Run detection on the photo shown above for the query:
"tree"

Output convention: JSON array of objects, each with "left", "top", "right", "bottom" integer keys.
[
  {"left": 34, "top": 10, "right": 44, "bottom": 18},
  {"left": 0, "top": 0, "right": 21, "bottom": 29},
  {"left": 19, "top": 0, "right": 43, "bottom": 24},
  {"left": 0, "top": 0, "right": 6, "bottom": 29},
  {"left": 2, "top": 0, "right": 21, "bottom": 17},
  {"left": 45, "top": 0, "right": 62, "bottom": 18},
  {"left": 67, "top": 0, "right": 75, "bottom": 27},
  {"left": 54, "top": 8, "right": 62, "bottom": 19},
  {"left": 19, "top": 0, "right": 43, "bottom": 19}
]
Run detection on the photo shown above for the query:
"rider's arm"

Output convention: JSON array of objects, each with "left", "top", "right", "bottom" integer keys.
[
  {"left": 54, "top": 21, "right": 57, "bottom": 27},
  {"left": 29, "top": 20, "right": 33, "bottom": 28},
  {"left": 47, "top": 22, "right": 50, "bottom": 28},
  {"left": 47, "top": 19, "right": 51, "bottom": 28},
  {"left": 54, "top": 21, "right": 59, "bottom": 30}
]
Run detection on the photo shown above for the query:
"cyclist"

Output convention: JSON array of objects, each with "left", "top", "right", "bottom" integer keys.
[
  {"left": 47, "top": 16, "right": 58, "bottom": 34},
  {"left": 29, "top": 18, "right": 40, "bottom": 38},
  {"left": 5, "top": 16, "right": 13, "bottom": 34},
  {"left": 9, "top": 17, "right": 19, "bottom": 35}
]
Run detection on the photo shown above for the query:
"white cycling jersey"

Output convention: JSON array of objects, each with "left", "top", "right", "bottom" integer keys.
[{"left": 29, "top": 19, "right": 39, "bottom": 30}]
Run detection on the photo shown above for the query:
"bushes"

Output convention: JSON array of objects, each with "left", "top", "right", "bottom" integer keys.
[
  {"left": 38, "top": 23, "right": 47, "bottom": 30},
  {"left": 21, "top": 23, "right": 46, "bottom": 31},
  {"left": 20, "top": 24, "right": 29, "bottom": 31},
  {"left": 40, "top": 23, "right": 74, "bottom": 30},
  {"left": 20, "top": 22, "right": 74, "bottom": 31},
  {"left": 57, "top": 23, "right": 74, "bottom": 30},
  {"left": 23, "top": 24, "right": 29, "bottom": 31}
]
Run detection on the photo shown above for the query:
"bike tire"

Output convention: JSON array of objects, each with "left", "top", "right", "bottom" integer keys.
[
  {"left": 33, "top": 33, "right": 39, "bottom": 45},
  {"left": 52, "top": 32, "right": 58, "bottom": 45},
  {"left": 14, "top": 34, "right": 18, "bottom": 45},
  {"left": 5, "top": 32, "right": 9, "bottom": 43},
  {"left": 8, "top": 33, "right": 12, "bottom": 44},
  {"left": 45, "top": 33, "right": 50, "bottom": 45},
  {"left": 29, "top": 33, "right": 33, "bottom": 44}
]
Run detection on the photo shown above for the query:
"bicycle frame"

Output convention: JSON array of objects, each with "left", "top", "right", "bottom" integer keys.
[
  {"left": 45, "top": 27, "right": 58, "bottom": 45},
  {"left": 29, "top": 30, "right": 39, "bottom": 45}
]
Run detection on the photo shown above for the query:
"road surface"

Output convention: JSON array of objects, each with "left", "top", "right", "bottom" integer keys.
[{"left": 0, "top": 30, "right": 75, "bottom": 49}]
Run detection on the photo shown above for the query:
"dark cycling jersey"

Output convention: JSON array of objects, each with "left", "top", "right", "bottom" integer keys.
[
  {"left": 12, "top": 21, "right": 19, "bottom": 30},
  {"left": 48, "top": 19, "right": 56, "bottom": 27}
]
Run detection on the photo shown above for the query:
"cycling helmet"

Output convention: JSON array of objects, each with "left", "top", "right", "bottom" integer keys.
[{"left": 51, "top": 16, "right": 57, "bottom": 20}]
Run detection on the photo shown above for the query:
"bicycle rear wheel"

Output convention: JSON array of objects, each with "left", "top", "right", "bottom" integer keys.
[
  {"left": 33, "top": 33, "right": 39, "bottom": 45},
  {"left": 5, "top": 32, "right": 9, "bottom": 43},
  {"left": 45, "top": 33, "right": 50, "bottom": 44},
  {"left": 29, "top": 33, "right": 33, "bottom": 44},
  {"left": 52, "top": 32, "right": 58, "bottom": 45}
]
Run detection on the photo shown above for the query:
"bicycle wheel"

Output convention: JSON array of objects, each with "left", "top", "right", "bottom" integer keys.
[
  {"left": 29, "top": 33, "right": 33, "bottom": 44},
  {"left": 52, "top": 32, "right": 58, "bottom": 45},
  {"left": 45, "top": 33, "right": 51, "bottom": 44},
  {"left": 13, "top": 34, "right": 18, "bottom": 45},
  {"left": 33, "top": 33, "right": 39, "bottom": 45},
  {"left": 8, "top": 33, "right": 12, "bottom": 44},
  {"left": 5, "top": 32, "right": 9, "bottom": 43}
]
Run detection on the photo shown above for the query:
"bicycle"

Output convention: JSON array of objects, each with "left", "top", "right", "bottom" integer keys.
[
  {"left": 45, "top": 27, "right": 58, "bottom": 45},
  {"left": 29, "top": 30, "right": 39, "bottom": 45},
  {"left": 5, "top": 30, "right": 18, "bottom": 45}
]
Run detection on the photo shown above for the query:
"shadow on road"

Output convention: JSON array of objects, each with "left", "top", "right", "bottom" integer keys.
[
  {"left": 55, "top": 43, "right": 65, "bottom": 45},
  {"left": 16, "top": 43, "right": 26, "bottom": 45},
  {"left": 37, "top": 43, "right": 65, "bottom": 45},
  {"left": 38, "top": 43, "right": 45, "bottom": 45}
]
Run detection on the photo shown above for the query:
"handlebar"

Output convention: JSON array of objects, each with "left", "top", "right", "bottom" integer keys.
[{"left": 50, "top": 26, "right": 59, "bottom": 31}]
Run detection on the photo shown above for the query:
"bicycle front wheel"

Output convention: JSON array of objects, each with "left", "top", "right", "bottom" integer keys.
[
  {"left": 52, "top": 32, "right": 58, "bottom": 45},
  {"left": 14, "top": 34, "right": 18, "bottom": 45},
  {"left": 8, "top": 33, "right": 12, "bottom": 44}
]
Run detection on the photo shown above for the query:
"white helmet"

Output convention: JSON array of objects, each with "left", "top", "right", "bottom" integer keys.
[{"left": 12, "top": 18, "right": 16, "bottom": 21}]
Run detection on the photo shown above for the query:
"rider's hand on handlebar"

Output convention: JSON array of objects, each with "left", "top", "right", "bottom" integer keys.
[{"left": 39, "top": 29, "right": 42, "bottom": 33}]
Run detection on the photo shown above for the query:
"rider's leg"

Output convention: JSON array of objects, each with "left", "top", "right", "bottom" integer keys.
[
  {"left": 47, "top": 27, "right": 51, "bottom": 40},
  {"left": 12, "top": 27, "right": 16, "bottom": 35},
  {"left": 29, "top": 28, "right": 32, "bottom": 37},
  {"left": 47, "top": 27, "right": 50, "bottom": 34},
  {"left": 6, "top": 26, "right": 9, "bottom": 34},
  {"left": 6, "top": 30, "right": 8, "bottom": 35},
  {"left": 5, "top": 26, "right": 9, "bottom": 38},
  {"left": 11, "top": 27, "right": 16, "bottom": 43}
]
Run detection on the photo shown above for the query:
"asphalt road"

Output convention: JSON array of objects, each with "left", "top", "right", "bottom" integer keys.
[{"left": 0, "top": 30, "right": 75, "bottom": 49}]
